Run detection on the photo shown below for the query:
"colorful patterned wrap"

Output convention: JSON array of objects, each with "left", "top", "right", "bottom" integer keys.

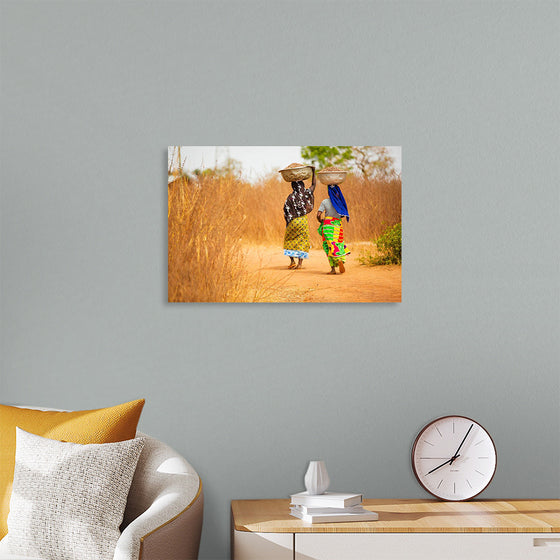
[
  {"left": 283, "top": 215, "right": 310, "bottom": 259},
  {"left": 318, "top": 216, "right": 348, "bottom": 266}
]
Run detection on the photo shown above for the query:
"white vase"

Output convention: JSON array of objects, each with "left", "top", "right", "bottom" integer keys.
[{"left": 304, "top": 460, "right": 330, "bottom": 495}]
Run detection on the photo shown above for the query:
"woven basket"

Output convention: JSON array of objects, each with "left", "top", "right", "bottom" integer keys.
[
  {"left": 278, "top": 164, "right": 313, "bottom": 182},
  {"left": 317, "top": 170, "right": 347, "bottom": 185}
]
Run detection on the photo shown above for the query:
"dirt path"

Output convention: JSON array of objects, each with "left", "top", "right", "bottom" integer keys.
[{"left": 243, "top": 243, "right": 401, "bottom": 303}]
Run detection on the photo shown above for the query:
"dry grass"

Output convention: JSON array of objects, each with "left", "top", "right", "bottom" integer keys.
[
  {"left": 168, "top": 172, "right": 401, "bottom": 301},
  {"left": 341, "top": 174, "right": 402, "bottom": 241},
  {"left": 168, "top": 176, "right": 249, "bottom": 302}
]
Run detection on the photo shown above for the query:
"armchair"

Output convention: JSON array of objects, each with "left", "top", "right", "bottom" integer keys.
[
  {"left": 117, "top": 432, "right": 203, "bottom": 560},
  {"left": 0, "top": 430, "right": 203, "bottom": 560}
]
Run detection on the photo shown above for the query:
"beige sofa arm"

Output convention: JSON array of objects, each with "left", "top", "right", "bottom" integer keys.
[
  {"left": 114, "top": 433, "right": 203, "bottom": 560},
  {"left": 114, "top": 486, "right": 203, "bottom": 560}
]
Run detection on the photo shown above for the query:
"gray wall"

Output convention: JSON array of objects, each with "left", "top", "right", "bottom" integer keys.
[{"left": 1, "top": 1, "right": 558, "bottom": 558}]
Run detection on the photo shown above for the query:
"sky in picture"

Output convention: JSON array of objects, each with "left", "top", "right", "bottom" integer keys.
[{"left": 171, "top": 146, "right": 402, "bottom": 181}]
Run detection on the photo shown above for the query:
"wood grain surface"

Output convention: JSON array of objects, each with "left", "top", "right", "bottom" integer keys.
[{"left": 231, "top": 499, "right": 560, "bottom": 533}]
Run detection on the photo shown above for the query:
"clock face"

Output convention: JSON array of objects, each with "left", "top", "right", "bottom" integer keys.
[{"left": 412, "top": 416, "right": 497, "bottom": 501}]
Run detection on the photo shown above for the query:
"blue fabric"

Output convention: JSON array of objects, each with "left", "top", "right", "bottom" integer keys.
[
  {"left": 284, "top": 249, "right": 309, "bottom": 259},
  {"left": 328, "top": 185, "right": 349, "bottom": 221}
]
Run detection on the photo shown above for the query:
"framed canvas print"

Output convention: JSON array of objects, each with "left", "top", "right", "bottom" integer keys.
[{"left": 168, "top": 146, "right": 401, "bottom": 303}]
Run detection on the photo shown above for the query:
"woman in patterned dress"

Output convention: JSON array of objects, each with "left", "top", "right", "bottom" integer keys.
[
  {"left": 283, "top": 165, "right": 316, "bottom": 269},
  {"left": 317, "top": 183, "right": 350, "bottom": 274}
]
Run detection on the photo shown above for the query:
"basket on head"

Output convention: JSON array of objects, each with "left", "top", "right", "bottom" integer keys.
[
  {"left": 317, "top": 166, "right": 348, "bottom": 185},
  {"left": 278, "top": 163, "right": 313, "bottom": 183}
]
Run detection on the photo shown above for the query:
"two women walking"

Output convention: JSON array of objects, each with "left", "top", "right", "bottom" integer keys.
[{"left": 280, "top": 163, "right": 350, "bottom": 274}]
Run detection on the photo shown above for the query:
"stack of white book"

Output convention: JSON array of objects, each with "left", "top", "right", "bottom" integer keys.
[{"left": 289, "top": 491, "right": 378, "bottom": 524}]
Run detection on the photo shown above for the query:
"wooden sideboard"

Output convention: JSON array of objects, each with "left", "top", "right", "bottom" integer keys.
[{"left": 231, "top": 499, "right": 560, "bottom": 559}]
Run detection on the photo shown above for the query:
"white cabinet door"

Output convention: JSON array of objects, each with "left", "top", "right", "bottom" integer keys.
[
  {"left": 296, "top": 533, "right": 560, "bottom": 560},
  {"left": 233, "top": 531, "right": 293, "bottom": 560}
]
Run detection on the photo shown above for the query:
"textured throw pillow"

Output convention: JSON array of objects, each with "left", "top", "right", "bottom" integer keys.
[
  {"left": 0, "top": 398, "right": 144, "bottom": 537},
  {"left": 3, "top": 428, "right": 145, "bottom": 560}
]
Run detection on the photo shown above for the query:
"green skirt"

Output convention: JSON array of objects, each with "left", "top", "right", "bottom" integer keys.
[{"left": 318, "top": 217, "right": 347, "bottom": 266}]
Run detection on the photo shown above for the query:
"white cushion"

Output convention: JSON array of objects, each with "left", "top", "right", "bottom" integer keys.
[
  {"left": 0, "top": 555, "right": 44, "bottom": 560},
  {"left": 2, "top": 428, "right": 144, "bottom": 560},
  {"left": 0, "top": 536, "right": 46, "bottom": 558}
]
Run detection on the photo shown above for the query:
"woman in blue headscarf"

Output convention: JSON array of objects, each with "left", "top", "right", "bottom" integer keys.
[{"left": 317, "top": 181, "right": 350, "bottom": 274}]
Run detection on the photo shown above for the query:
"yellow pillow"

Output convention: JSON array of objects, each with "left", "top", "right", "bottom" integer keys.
[{"left": 0, "top": 398, "right": 145, "bottom": 538}]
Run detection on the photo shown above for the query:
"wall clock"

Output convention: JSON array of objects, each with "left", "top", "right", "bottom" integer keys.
[{"left": 412, "top": 415, "right": 497, "bottom": 501}]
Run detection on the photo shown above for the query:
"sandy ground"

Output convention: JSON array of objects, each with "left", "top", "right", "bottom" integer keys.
[{"left": 243, "top": 243, "right": 401, "bottom": 303}]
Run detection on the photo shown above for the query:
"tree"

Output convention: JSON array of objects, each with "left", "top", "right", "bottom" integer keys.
[
  {"left": 300, "top": 146, "right": 353, "bottom": 169},
  {"left": 221, "top": 157, "right": 242, "bottom": 176},
  {"left": 192, "top": 158, "right": 242, "bottom": 181},
  {"left": 301, "top": 145, "right": 396, "bottom": 179},
  {"left": 351, "top": 146, "right": 396, "bottom": 179}
]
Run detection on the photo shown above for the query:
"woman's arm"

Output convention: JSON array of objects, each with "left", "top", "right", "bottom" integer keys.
[{"left": 309, "top": 166, "right": 316, "bottom": 193}]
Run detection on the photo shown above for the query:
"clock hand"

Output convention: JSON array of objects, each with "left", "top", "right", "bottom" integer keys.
[
  {"left": 450, "top": 424, "right": 473, "bottom": 464},
  {"left": 426, "top": 455, "right": 460, "bottom": 475}
]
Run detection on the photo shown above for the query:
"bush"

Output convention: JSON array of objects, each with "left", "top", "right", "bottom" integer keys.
[{"left": 360, "top": 222, "right": 401, "bottom": 266}]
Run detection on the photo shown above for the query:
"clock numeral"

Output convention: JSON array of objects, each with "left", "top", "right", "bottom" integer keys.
[
  {"left": 435, "top": 427, "right": 443, "bottom": 438},
  {"left": 474, "top": 440, "right": 485, "bottom": 446},
  {"left": 466, "top": 479, "right": 472, "bottom": 489},
  {"left": 437, "top": 479, "right": 443, "bottom": 489},
  {"left": 423, "top": 440, "right": 435, "bottom": 446},
  {"left": 475, "top": 470, "right": 485, "bottom": 476}
]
